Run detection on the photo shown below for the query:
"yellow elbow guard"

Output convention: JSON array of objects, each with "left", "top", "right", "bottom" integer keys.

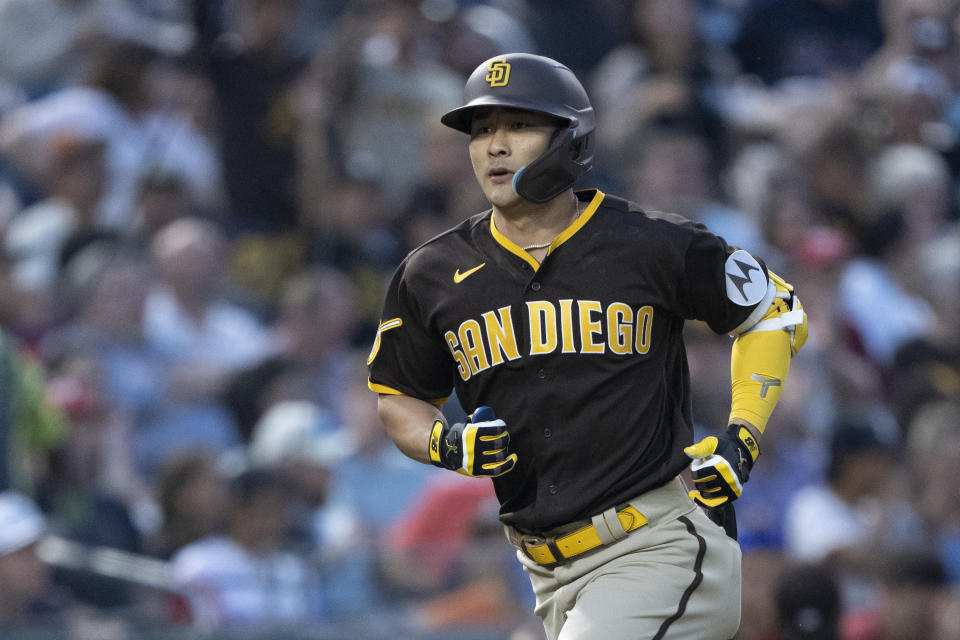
[{"left": 729, "top": 271, "right": 807, "bottom": 432}]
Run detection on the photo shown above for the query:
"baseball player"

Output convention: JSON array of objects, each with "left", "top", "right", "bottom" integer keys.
[{"left": 368, "top": 53, "right": 807, "bottom": 639}]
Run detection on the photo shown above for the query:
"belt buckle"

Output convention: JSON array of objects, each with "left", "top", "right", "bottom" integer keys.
[
  {"left": 520, "top": 534, "right": 562, "bottom": 566},
  {"left": 520, "top": 534, "right": 546, "bottom": 557},
  {"left": 521, "top": 534, "right": 546, "bottom": 547}
]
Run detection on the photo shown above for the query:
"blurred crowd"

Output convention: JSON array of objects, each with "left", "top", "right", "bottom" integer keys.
[{"left": 0, "top": 0, "right": 958, "bottom": 639}]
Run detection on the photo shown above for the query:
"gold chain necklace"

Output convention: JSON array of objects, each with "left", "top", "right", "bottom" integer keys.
[{"left": 522, "top": 199, "right": 582, "bottom": 252}]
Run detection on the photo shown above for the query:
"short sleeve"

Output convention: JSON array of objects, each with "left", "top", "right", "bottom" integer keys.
[
  {"left": 367, "top": 261, "right": 455, "bottom": 403},
  {"left": 676, "top": 227, "right": 769, "bottom": 334}
]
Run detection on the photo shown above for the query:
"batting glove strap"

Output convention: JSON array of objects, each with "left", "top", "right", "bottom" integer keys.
[
  {"left": 684, "top": 424, "right": 758, "bottom": 507},
  {"left": 428, "top": 407, "right": 517, "bottom": 477}
]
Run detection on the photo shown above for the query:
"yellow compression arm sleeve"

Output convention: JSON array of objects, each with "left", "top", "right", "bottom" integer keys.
[
  {"left": 728, "top": 271, "right": 806, "bottom": 433},
  {"left": 729, "top": 328, "right": 791, "bottom": 433}
]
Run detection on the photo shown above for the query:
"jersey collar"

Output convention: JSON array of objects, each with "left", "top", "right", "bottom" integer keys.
[{"left": 490, "top": 189, "right": 605, "bottom": 270}]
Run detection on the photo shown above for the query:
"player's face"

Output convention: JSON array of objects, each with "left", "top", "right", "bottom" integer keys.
[{"left": 468, "top": 107, "right": 558, "bottom": 209}]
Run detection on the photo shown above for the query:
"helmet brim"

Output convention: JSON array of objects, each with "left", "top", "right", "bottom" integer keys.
[{"left": 441, "top": 98, "right": 573, "bottom": 134}]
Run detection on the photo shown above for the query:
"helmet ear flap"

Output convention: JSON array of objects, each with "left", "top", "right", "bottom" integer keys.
[
  {"left": 514, "top": 128, "right": 594, "bottom": 203},
  {"left": 571, "top": 131, "right": 594, "bottom": 166}
]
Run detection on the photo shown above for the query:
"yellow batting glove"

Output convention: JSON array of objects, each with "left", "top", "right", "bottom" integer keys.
[
  {"left": 428, "top": 406, "right": 517, "bottom": 477},
  {"left": 685, "top": 424, "right": 759, "bottom": 508}
]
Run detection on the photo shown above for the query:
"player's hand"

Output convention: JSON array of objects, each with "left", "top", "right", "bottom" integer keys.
[
  {"left": 684, "top": 424, "right": 759, "bottom": 507},
  {"left": 428, "top": 406, "right": 517, "bottom": 477}
]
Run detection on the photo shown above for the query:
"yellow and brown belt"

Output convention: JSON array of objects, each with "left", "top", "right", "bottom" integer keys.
[{"left": 505, "top": 505, "right": 648, "bottom": 566}]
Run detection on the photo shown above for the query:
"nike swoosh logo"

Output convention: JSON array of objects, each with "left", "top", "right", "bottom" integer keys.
[{"left": 454, "top": 263, "right": 486, "bottom": 283}]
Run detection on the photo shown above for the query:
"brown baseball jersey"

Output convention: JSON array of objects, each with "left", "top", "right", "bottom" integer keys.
[{"left": 368, "top": 189, "right": 769, "bottom": 533}]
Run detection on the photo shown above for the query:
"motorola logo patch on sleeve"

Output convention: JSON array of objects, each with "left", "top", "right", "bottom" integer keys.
[{"left": 724, "top": 250, "right": 767, "bottom": 306}]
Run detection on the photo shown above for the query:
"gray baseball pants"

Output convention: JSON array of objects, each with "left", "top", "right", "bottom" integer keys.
[{"left": 512, "top": 477, "right": 742, "bottom": 640}]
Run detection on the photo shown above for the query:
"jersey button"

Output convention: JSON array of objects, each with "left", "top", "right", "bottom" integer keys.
[
  {"left": 531, "top": 281, "right": 541, "bottom": 291},
  {"left": 537, "top": 369, "right": 546, "bottom": 379},
  {"left": 543, "top": 428, "right": 552, "bottom": 438}
]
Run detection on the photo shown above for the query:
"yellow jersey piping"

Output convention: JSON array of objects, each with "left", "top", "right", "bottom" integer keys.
[
  {"left": 367, "top": 380, "right": 448, "bottom": 406},
  {"left": 490, "top": 190, "right": 605, "bottom": 270}
]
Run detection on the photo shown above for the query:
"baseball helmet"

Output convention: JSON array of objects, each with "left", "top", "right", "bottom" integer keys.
[{"left": 441, "top": 53, "right": 595, "bottom": 203}]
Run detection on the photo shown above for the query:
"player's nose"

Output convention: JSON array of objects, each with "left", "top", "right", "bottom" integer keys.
[{"left": 487, "top": 127, "right": 510, "bottom": 156}]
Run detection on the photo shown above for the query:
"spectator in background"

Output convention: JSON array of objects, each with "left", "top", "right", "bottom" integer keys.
[
  {"left": 776, "top": 562, "right": 842, "bottom": 640},
  {"left": 724, "top": 139, "right": 829, "bottom": 274},
  {"left": 860, "top": 0, "right": 960, "bottom": 94},
  {"left": 4, "top": 131, "right": 107, "bottom": 300},
  {"left": 240, "top": 399, "right": 365, "bottom": 619},
  {"left": 41, "top": 241, "right": 155, "bottom": 501},
  {"left": 0, "top": 0, "right": 193, "bottom": 98},
  {"left": 36, "top": 350, "right": 142, "bottom": 610},
  {"left": 137, "top": 217, "right": 272, "bottom": 478},
  {"left": 149, "top": 449, "right": 229, "bottom": 560},
  {"left": 191, "top": 0, "right": 311, "bottom": 237},
  {"left": 733, "top": 0, "right": 884, "bottom": 86},
  {"left": 328, "top": 363, "right": 439, "bottom": 536},
  {"left": 378, "top": 474, "right": 498, "bottom": 601},
  {"left": 438, "top": 3, "right": 537, "bottom": 78},
  {"left": 783, "top": 421, "right": 922, "bottom": 607},
  {"left": 326, "top": 0, "right": 461, "bottom": 205},
  {"left": 796, "top": 114, "right": 879, "bottom": 237},
  {"left": 244, "top": 399, "right": 355, "bottom": 555},
  {"left": 321, "top": 363, "right": 439, "bottom": 619},
  {"left": 191, "top": 0, "right": 317, "bottom": 307},
  {"left": 795, "top": 113, "right": 942, "bottom": 370},
  {"left": 267, "top": 266, "right": 358, "bottom": 421},
  {"left": 171, "top": 467, "right": 328, "bottom": 628},
  {"left": 835, "top": 204, "right": 937, "bottom": 368},
  {"left": 0, "top": 491, "right": 68, "bottom": 628},
  {"left": 128, "top": 170, "right": 195, "bottom": 249},
  {"left": 520, "top": 0, "right": 626, "bottom": 74},
  {"left": 393, "top": 115, "right": 488, "bottom": 255},
  {"left": 302, "top": 178, "right": 399, "bottom": 345},
  {"left": 913, "top": 225, "right": 960, "bottom": 350},
  {"left": 860, "top": 142, "right": 958, "bottom": 339},
  {"left": 221, "top": 356, "right": 294, "bottom": 444},
  {"left": 138, "top": 57, "right": 226, "bottom": 216},
  {"left": 623, "top": 125, "right": 766, "bottom": 253},
  {"left": 858, "top": 54, "right": 956, "bottom": 162},
  {"left": 0, "top": 41, "right": 218, "bottom": 230},
  {"left": 841, "top": 550, "right": 951, "bottom": 640},
  {"left": 0, "top": 327, "right": 65, "bottom": 495},
  {"left": 378, "top": 473, "right": 538, "bottom": 637},
  {"left": 887, "top": 333, "right": 960, "bottom": 429},
  {"left": 302, "top": 175, "right": 385, "bottom": 275},
  {"left": 145, "top": 216, "right": 271, "bottom": 375},
  {"left": 738, "top": 540, "right": 787, "bottom": 640},
  {"left": 903, "top": 400, "right": 960, "bottom": 583},
  {"left": 589, "top": 0, "right": 732, "bottom": 171},
  {"left": 868, "top": 143, "right": 954, "bottom": 255}
]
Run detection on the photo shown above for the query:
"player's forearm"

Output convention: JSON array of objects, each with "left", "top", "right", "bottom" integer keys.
[
  {"left": 728, "top": 269, "right": 807, "bottom": 436},
  {"left": 377, "top": 394, "right": 444, "bottom": 465},
  {"left": 728, "top": 328, "right": 792, "bottom": 434}
]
